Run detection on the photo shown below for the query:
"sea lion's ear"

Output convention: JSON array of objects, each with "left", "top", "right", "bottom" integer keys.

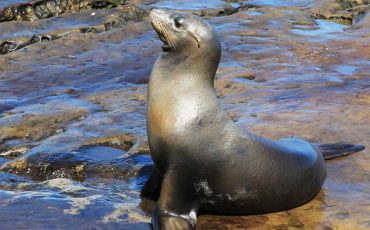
[{"left": 189, "top": 31, "right": 201, "bottom": 48}]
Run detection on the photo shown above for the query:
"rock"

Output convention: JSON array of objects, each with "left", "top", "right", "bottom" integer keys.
[
  {"left": 0, "top": 0, "right": 368, "bottom": 228},
  {"left": 214, "top": 79, "right": 246, "bottom": 98},
  {"left": 0, "top": 109, "right": 89, "bottom": 142},
  {"left": 82, "top": 134, "right": 136, "bottom": 151},
  {"left": 236, "top": 72, "right": 256, "bottom": 80},
  {"left": 0, "top": 147, "right": 30, "bottom": 159},
  {"left": 147, "top": 0, "right": 239, "bottom": 17},
  {"left": 0, "top": 171, "right": 34, "bottom": 190},
  {"left": 0, "top": 4, "right": 147, "bottom": 54},
  {"left": 64, "top": 88, "right": 81, "bottom": 95},
  {"left": 42, "top": 178, "right": 92, "bottom": 194},
  {"left": 1, "top": 152, "right": 88, "bottom": 181},
  {"left": 0, "top": 143, "right": 152, "bottom": 181},
  {"left": 311, "top": 0, "right": 370, "bottom": 24},
  {"left": 0, "top": 0, "right": 134, "bottom": 22}
]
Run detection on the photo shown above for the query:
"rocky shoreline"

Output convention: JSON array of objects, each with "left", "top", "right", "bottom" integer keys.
[{"left": 0, "top": 0, "right": 369, "bottom": 229}]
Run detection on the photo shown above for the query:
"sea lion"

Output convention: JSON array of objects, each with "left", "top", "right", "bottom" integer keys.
[{"left": 142, "top": 9, "right": 365, "bottom": 230}]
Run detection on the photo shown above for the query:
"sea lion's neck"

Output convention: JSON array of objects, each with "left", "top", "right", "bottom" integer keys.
[{"left": 160, "top": 49, "right": 220, "bottom": 88}]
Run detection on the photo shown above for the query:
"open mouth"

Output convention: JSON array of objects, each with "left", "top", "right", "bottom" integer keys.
[{"left": 151, "top": 22, "right": 173, "bottom": 52}]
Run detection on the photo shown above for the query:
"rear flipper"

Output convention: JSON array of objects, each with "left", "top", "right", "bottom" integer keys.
[{"left": 316, "top": 143, "right": 365, "bottom": 160}]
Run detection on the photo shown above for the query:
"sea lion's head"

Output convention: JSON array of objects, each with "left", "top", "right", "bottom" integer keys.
[{"left": 149, "top": 9, "right": 220, "bottom": 54}]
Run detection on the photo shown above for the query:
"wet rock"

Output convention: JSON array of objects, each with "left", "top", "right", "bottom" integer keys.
[
  {"left": 82, "top": 134, "right": 136, "bottom": 151},
  {"left": 0, "top": 138, "right": 32, "bottom": 152},
  {"left": 0, "top": 0, "right": 369, "bottom": 228},
  {"left": 63, "top": 194, "right": 103, "bottom": 215},
  {"left": 42, "top": 178, "right": 92, "bottom": 194},
  {"left": 0, "top": 99, "right": 21, "bottom": 114},
  {"left": 64, "top": 88, "right": 81, "bottom": 95},
  {"left": 128, "top": 91, "right": 147, "bottom": 102},
  {"left": 147, "top": 0, "right": 239, "bottom": 17},
  {"left": 311, "top": 0, "right": 370, "bottom": 24},
  {"left": 0, "top": 146, "right": 30, "bottom": 159},
  {"left": 86, "top": 154, "right": 152, "bottom": 179},
  {"left": 0, "top": 187, "right": 151, "bottom": 229},
  {"left": 0, "top": 171, "right": 34, "bottom": 190},
  {"left": 233, "top": 71, "right": 256, "bottom": 80},
  {"left": 335, "top": 211, "right": 350, "bottom": 219},
  {"left": 198, "top": 215, "right": 269, "bottom": 229},
  {"left": 250, "top": 112, "right": 258, "bottom": 117},
  {"left": 0, "top": 41, "right": 18, "bottom": 55},
  {"left": 0, "top": 109, "right": 89, "bottom": 142},
  {"left": 0, "top": 4, "right": 147, "bottom": 54},
  {"left": 214, "top": 79, "right": 247, "bottom": 98},
  {"left": 1, "top": 143, "right": 152, "bottom": 181},
  {"left": 0, "top": 0, "right": 133, "bottom": 22},
  {"left": 0, "top": 0, "right": 91, "bottom": 22},
  {"left": 1, "top": 152, "right": 88, "bottom": 181},
  {"left": 102, "top": 202, "right": 151, "bottom": 224}
]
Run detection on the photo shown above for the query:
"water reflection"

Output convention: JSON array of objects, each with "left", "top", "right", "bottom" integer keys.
[{"left": 291, "top": 20, "right": 348, "bottom": 37}]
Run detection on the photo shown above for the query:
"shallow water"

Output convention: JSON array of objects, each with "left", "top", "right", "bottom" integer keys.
[
  {"left": 247, "top": 0, "right": 310, "bottom": 7},
  {"left": 0, "top": 0, "right": 369, "bottom": 229},
  {"left": 0, "top": 0, "right": 28, "bottom": 9},
  {"left": 150, "top": 0, "right": 228, "bottom": 10},
  {"left": 291, "top": 19, "right": 348, "bottom": 37},
  {"left": 335, "top": 65, "right": 358, "bottom": 75},
  {"left": 78, "top": 146, "right": 126, "bottom": 160}
]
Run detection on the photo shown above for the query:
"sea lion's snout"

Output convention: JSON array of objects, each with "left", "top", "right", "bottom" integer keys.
[
  {"left": 149, "top": 8, "right": 166, "bottom": 20},
  {"left": 149, "top": 9, "right": 177, "bottom": 52}
]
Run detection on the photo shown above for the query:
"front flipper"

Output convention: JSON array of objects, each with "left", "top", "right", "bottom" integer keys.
[
  {"left": 153, "top": 171, "right": 199, "bottom": 230},
  {"left": 153, "top": 206, "right": 196, "bottom": 230}
]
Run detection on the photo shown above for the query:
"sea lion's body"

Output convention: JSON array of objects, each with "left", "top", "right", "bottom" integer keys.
[
  {"left": 148, "top": 53, "right": 326, "bottom": 214},
  {"left": 143, "top": 9, "right": 364, "bottom": 230}
]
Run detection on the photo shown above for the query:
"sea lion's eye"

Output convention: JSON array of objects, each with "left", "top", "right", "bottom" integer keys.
[{"left": 174, "top": 16, "right": 185, "bottom": 28}]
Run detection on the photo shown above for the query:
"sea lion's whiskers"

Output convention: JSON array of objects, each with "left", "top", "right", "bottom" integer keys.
[
  {"left": 162, "top": 25, "right": 176, "bottom": 50},
  {"left": 167, "top": 33, "right": 177, "bottom": 50},
  {"left": 151, "top": 16, "right": 177, "bottom": 50},
  {"left": 159, "top": 23, "right": 176, "bottom": 50},
  {"left": 165, "top": 31, "right": 176, "bottom": 50}
]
